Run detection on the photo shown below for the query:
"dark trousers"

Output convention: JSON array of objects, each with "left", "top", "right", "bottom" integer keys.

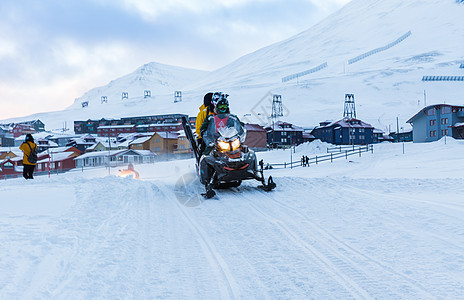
[{"left": 23, "top": 164, "right": 35, "bottom": 179}]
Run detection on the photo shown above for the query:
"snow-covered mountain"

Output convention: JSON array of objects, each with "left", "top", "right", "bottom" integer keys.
[
  {"left": 68, "top": 62, "right": 209, "bottom": 110},
  {"left": 3, "top": 0, "right": 464, "bottom": 133}
]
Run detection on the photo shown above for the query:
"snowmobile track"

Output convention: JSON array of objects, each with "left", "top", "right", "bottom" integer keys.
[
  {"left": 155, "top": 182, "right": 241, "bottom": 300},
  {"left": 238, "top": 185, "right": 435, "bottom": 299},
  {"left": 253, "top": 187, "right": 436, "bottom": 299}
]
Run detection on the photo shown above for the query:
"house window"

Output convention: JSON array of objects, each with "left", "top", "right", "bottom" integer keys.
[
  {"left": 359, "top": 128, "right": 365, "bottom": 133},
  {"left": 426, "top": 108, "right": 436, "bottom": 116},
  {"left": 281, "top": 138, "right": 287, "bottom": 143},
  {"left": 155, "top": 147, "right": 161, "bottom": 152},
  {"left": 359, "top": 135, "right": 365, "bottom": 140},
  {"left": 429, "top": 119, "right": 436, "bottom": 126},
  {"left": 430, "top": 130, "right": 437, "bottom": 137},
  {"left": 442, "top": 129, "right": 449, "bottom": 136},
  {"left": 282, "top": 132, "right": 286, "bottom": 136},
  {"left": 441, "top": 118, "right": 448, "bottom": 125},
  {"left": 156, "top": 139, "right": 161, "bottom": 143},
  {"left": 349, "top": 128, "right": 355, "bottom": 133},
  {"left": 441, "top": 106, "right": 451, "bottom": 114}
]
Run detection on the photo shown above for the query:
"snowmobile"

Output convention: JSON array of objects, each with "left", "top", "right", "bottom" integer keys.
[{"left": 181, "top": 115, "right": 276, "bottom": 199}]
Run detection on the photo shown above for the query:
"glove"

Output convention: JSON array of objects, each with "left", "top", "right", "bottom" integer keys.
[{"left": 197, "top": 138, "right": 206, "bottom": 155}]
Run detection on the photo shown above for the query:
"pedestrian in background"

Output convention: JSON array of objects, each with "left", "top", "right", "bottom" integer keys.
[{"left": 19, "top": 134, "right": 38, "bottom": 179}]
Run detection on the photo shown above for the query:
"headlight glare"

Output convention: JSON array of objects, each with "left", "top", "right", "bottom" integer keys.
[
  {"left": 217, "top": 140, "right": 230, "bottom": 151},
  {"left": 231, "top": 138, "right": 241, "bottom": 151}
]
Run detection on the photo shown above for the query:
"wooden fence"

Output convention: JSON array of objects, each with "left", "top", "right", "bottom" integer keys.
[{"left": 267, "top": 144, "right": 373, "bottom": 169}]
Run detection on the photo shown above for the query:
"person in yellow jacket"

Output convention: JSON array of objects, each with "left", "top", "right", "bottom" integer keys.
[
  {"left": 195, "top": 92, "right": 214, "bottom": 155},
  {"left": 19, "top": 134, "right": 38, "bottom": 179}
]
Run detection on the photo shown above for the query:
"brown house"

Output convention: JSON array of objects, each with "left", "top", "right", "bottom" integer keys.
[
  {"left": 244, "top": 124, "right": 267, "bottom": 150},
  {"left": 129, "top": 132, "right": 178, "bottom": 154},
  {"left": 174, "top": 132, "right": 190, "bottom": 154}
]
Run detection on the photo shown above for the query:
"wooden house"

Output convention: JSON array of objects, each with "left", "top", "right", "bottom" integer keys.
[
  {"left": 0, "top": 158, "right": 21, "bottom": 179},
  {"left": 244, "top": 124, "right": 267, "bottom": 150}
]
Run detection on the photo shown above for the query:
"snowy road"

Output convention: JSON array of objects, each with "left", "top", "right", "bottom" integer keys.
[
  {"left": 1, "top": 141, "right": 464, "bottom": 299},
  {"left": 1, "top": 178, "right": 463, "bottom": 298}
]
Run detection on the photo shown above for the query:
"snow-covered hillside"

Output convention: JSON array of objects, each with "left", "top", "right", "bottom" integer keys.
[
  {"left": 1, "top": 139, "right": 463, "bottom": 298},
  {"left": 2, "top": 0, "right": 464, "bottom": 133},
  {"left": 68, "top": 62, "right": 208, "bottom": 110}
]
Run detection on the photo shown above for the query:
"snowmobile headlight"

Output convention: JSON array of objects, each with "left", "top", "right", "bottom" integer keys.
[
  {"left": 231, "top": 138, "right": 241, "bottom": 151},
  {"left": 217, "top": 140, "right": 230, "bottom": 151}
]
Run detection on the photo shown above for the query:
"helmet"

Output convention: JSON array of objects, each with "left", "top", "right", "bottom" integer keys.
[
  {"left": 211, "top": 92, "right": 228, "bottom": 107},
  {"left": 203, "top": 92, "right": 213, "bottom": 107}
]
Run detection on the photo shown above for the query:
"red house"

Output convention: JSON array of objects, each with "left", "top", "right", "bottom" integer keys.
[
  {"left": 0, "top": 158, "right": 21, "bottom": 179},
  {"left": 97, "top": 125, "right": 136, "bottom": 137},
  {"left": 35, "top": 152, "right": 79, "bottom": 174},
  {"left": 10, "top": 124, "right": 36, "bottom": 138}
]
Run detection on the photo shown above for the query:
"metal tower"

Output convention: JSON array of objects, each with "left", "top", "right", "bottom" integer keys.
[
  {"left": 343, "top": 94, "right": 356, "bottom": 118},
  {"left": 271, "top": 94, "right": 283, "bottom": 120},
  {"left": 174, "top": 91, "right": 182, "bottom": 103}
]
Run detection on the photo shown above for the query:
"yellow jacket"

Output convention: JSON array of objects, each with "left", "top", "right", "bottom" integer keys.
[
  {"left": 19, "top": 141, "right": 38, "bottom": 165},
  {"left": 195, "top": 104, "right": 214, "bottom": 139}
]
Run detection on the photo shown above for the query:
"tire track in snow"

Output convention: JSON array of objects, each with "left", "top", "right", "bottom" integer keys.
[
  {"left": 154, "top": 182, "right": 241, "bottom": 300},
  {"left": 252, "top": 185, "right": 436, "bottom": 299},
  {"left": 238, "top": 192, "right": 371, "bottom": 300}
]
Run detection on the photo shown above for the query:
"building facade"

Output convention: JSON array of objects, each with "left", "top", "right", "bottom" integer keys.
[
  {"left": 265, "top": 121, "right": 304, "bottom": 147},
  {"left": 311, "top": 118, "right": 374, "bottom": 145},
  {"left": 406, "top": 104, "right": 464, "bottom": 142}
]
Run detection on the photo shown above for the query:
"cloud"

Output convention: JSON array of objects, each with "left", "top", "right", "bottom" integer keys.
[{"left": 0, "top": 0, "right": 349, "bottom": 120}]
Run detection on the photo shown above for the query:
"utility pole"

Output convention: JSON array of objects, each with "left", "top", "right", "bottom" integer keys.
[
  {"left": 396, "top": 116, "right": 400, "bottom": 143},
  {"left": 108, "top": 125, "right": 111, "bottom": 175}
]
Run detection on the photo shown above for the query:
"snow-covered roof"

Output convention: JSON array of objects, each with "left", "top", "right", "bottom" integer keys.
[
  {"left": 37, "top": 152, "right": 75, "bottom": 163},
  {"left": 14, "top": 132, "right": 54, "bottom": 141},
  {"left": 0, "top": 146, "right": 20, "bottom": 153},
  {"left": 129, "top": 136, "right": 152, "bottom": 145},
  {"left": 325, "top": 117, "right": 374, "bottom": 129},
  {"left": 454, "top": 122, "right": 464, "bottom": 127},
  {"left": 156, "top": 132, "right": 179, "bottom": 139},
  {"left": 130, "top": 150, "right": 157, "bottom": 156},
  {"left": 74, "top": 150, "right": 127, "bottom": 160},
  {"left": 245, "top": 124, "right": 266, "bottom": 132},
  {"left": 407, "top": 104, "right": 464, "bottom": 123},
  {"left": 98, "top": 125, "right": 135, "bottom": 129}
]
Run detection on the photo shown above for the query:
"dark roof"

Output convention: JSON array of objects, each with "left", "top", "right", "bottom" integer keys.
[
  {"left": 318, "top": 117, "right": 374, "bottom": 129},
  {"left": 265, "top": 121, "right": 304, "bottom": 132},
  {"left": 244, "top": 124, "right": 266, "bottom": 132}
]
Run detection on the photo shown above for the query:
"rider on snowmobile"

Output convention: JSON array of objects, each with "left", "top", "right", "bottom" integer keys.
[
  {"left": 199, "top": 92, "right": 246, "bottom": 186},
  {"left": 200, "top": 92, "right": 245, "bottom": 155},
  {"left": 195, "top": 92, "right": 214, "bottom": 156}
]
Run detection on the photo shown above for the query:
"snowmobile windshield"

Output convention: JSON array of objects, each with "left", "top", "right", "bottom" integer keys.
[{"left": 203, "top": 114, "right": 246, "bottom": 146}]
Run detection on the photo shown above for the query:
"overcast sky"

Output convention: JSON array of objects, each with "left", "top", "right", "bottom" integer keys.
[{"left": 0, "top": 0, "right": 350, "bottom": 120}]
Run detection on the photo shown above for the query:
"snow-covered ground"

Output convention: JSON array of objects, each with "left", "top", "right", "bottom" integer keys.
[{"left": 1, "top": 139, "right": 463, "bottom": 299}]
